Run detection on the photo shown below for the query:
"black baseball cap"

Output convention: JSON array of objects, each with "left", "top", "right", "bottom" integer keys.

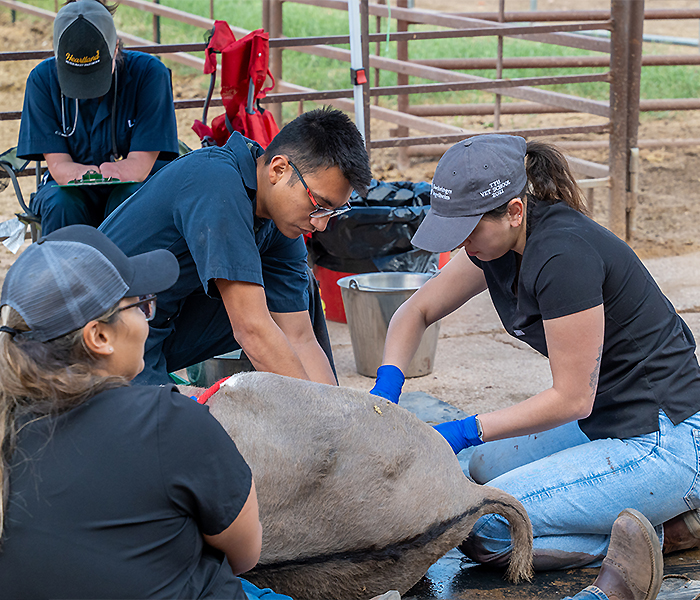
[{"left": 53, "top": 0, "right": 117, "bottom": 99}]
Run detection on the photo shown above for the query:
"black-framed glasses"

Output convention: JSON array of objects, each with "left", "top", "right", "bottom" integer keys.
[
  {"left": 118, "top": 295, "right": 157, "bottom": 321},
  {"left": 288, "top": 160, "right": 352, "bottom": 219}
]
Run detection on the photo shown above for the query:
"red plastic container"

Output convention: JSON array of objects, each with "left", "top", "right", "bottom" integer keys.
[{"left": 313, "top": 252, "right": 451, "bottom": 324}]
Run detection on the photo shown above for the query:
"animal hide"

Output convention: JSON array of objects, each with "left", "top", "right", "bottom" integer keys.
[{"left": 205, "top": 372, "right": 533, "bottom": 600}]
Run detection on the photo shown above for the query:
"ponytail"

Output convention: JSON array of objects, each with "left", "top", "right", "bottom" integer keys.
[
  {"left": 0, "top": 304, "right": 127, "bottom": 544},
  {"left": 525, "top": 140, "right": 587, "bottom": 214}
]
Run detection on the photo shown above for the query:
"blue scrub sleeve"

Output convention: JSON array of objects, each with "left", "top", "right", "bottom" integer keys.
[
  {"left": 18, "top": 62, "right": 70, "bottom": 160},
  {"left": 173, "top": 155, "right": 265, "bottom": 294},
  {"left": 126, "top": 58, "right": 178, "bottom": 156},
  {"left": 260, "top": 231, "right": 309, "bottom": 313}
]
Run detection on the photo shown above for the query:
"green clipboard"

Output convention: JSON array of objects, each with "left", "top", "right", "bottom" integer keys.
[{"left": 59, "top": 170, "right": 136, "bottom": 187}]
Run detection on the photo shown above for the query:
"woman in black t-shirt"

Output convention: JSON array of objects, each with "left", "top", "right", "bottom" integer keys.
[
  {"left": 370, "top": 134, "right": 700, "bottom": 572},
  {"left": 0, "top": 225, "right": 263, "bottom": 599}
]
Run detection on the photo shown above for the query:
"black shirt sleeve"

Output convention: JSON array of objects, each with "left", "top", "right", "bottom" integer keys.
[{"left": 157, "top": 387, "right": 253, "bottom": 536}]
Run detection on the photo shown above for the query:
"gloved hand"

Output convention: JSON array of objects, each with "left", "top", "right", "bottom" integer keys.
[
  {"left": 433, "top": 415, "right": 484, "bottom": 454},
  {"left": 370, "top": 364, "right": 405, "bottom": 404}
]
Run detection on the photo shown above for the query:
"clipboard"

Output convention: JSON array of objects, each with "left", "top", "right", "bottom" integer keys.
[{"left": 59, "top": 170, "right": 136, "bottom": 187}]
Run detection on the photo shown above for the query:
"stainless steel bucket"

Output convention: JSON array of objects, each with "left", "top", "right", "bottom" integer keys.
[{"left": 337, "top": 272, "right": 440, "bottom": 378}]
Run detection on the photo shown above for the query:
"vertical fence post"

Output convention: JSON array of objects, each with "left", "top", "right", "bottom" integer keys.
[
  {"left": 374, "top": 0, "right": 385, "bottom": 104},
  {"left": 152, "top": 0, "right": 161, "bottom": 45},
  {"left": 262, "top": 0, "right": 270, "bottom": 32},
  {"left": 395, "top": 0, "right": 409, "bottom": 169},
  {"left": 210, "top": 0, "right": 215, "bottom": 20},
  {"left": 269, "top": 0, "right": 284, "bottom": 126},
  {"left": 494, "top": 0, "right": 505, "bottom": 130},
  {"left": 625, "top": 0, "right": 645, "bottom": 240},
  {"left": 608, "top": 0, "right": 630, "bottom": 239}
]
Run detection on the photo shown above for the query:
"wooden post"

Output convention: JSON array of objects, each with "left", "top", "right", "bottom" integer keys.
[
  {"left": 395, "top": 0, "right": 409, "bottom": 170},
  {"left": 608, "top": 0, "right": 630, "bottom": 239},
  {"left": 269, "top": 0, "right": 284, "bottom": 126}
]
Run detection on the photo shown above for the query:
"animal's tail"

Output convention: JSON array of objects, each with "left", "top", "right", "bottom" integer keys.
[{"left": 458, "top": 485, "right": 534, "bottom": 583}]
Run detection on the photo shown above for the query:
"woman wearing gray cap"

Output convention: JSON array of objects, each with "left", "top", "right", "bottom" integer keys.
[
  {"left": 370, "top": 134, "right": 700, "bottom": 572},
  {"left": 0, "top": 225, "right": 265, "bottom": 599}
]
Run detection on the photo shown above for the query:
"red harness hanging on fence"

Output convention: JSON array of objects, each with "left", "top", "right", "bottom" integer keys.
[{"left": 192, "top": 21, "right": 280, "bottom": 148}]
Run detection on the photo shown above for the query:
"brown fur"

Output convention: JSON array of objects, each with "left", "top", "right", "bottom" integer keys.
[{"left": 206, "top": 372, "right": 533, "bottom": 600}]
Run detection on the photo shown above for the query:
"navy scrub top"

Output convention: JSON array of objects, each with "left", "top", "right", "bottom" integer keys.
[
  {"left": 470, "top": 200, "right": 700, "bottom": 440},
  {"left": 100, "top": 132, "right": 309, "bottom": 329},
  {"left": 17, "top": 51, "right": 179, "bottom": 175}
]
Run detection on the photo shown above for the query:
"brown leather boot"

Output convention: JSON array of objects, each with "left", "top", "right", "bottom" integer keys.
[
  {"left": 592, "top": 509, "right": 663, "bottom": 600},
  {"left": 662, "top": 509, "right": 700, "bottom": 554}
]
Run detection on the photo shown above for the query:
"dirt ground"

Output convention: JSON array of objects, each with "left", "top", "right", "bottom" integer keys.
[
  {"left": 1, "top": 1, "right": 700, "bottom": 272},
  {"left": 3, "top": 1, "right": 700, "bottom": 267}
]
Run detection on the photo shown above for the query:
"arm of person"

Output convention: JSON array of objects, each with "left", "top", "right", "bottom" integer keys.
[
  {"left": 271, "top": 310, "right": 337, "bottom": 385},
  {"left": 478, "top": 303, "right": 605, "bottom": 441},
  {"left": 382, "top": 249, "right": 488, "bottom": 371},
  {"left": 216, "top": 278, "right": 311, "bottom": 381},
  {"left": 99, "top": 150, "right": 160, "bottom": 182},
  {"left": 44, "top": 153, "right": 100, "bottom": 185},
  {"left": 203, "top": 478, "right": 263, "bottom": 575}
]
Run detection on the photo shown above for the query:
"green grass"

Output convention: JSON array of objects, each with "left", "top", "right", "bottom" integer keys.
[{"left": 7, "top": 0, "right": 700, "bottom": 119}]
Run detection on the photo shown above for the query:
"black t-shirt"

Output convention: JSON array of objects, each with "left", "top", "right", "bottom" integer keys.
[
  {"left": 0, "top": 385, "right": 251, "bottom": 599},
  {"left": 471, "top": 201, "right": 700, "bottom": 440}
]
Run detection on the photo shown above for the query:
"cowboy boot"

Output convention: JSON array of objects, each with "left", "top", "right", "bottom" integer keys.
[
  {"left": 591, "top": 509, "right": 663, "bottom": 600},
  {"left": 662, "top": 509, "right": 700, "bottom": 554}
]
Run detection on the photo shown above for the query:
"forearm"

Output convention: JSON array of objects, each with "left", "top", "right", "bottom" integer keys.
[
  {"left": 237, "top": 325, "right": 310, "bottom": 380},
  {"left": 381, "top": 301, "right": 430, "bottom": 371},
  {"left": 479, "top": 386, "right": 592, "bottom": 442},
  {"left": 289, "top": 336, "right": 337, "bottom": 385},
  {"left": 99, "top": 150, "right": 159, "bottom": 182},
  {"left": 44, "top": 153, "right": 99, "bottom": 185}
]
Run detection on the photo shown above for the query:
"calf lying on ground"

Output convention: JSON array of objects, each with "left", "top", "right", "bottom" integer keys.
[{"left": 204, "top": 372, "right": 533, "bottom": 600}]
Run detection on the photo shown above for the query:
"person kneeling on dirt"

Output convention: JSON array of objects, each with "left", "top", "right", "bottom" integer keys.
[
  {"left": 0, "top": 227, "right": 664, "bottom": 600},
  {"left": 16, "top": 0, "right": 178, "bottom": 235},
  {"left": 99, "top": 106, "right": 371, "bottom": 386},
  {"left": 370, "top": 134, "right": 700, "bottom": 570}
]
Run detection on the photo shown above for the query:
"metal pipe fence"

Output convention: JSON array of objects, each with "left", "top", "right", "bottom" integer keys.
[{"left": 1, "top": 0, "right": 698, "bottom": 239}]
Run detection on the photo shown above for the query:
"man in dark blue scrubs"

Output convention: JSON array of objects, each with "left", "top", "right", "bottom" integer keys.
[
  {"left": 100, "top": 107, "right": 371, "bottom": 386},
  {"left": 17, "top": 0, "right": 178, "bottom": 235}
]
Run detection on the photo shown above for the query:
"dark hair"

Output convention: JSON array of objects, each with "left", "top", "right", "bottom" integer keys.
[
  {"left": 483, "top": 140, "right": 587, "bottom": 224},
  {"left": 263, "top": 106, "right": 372, "bottom": 197}
]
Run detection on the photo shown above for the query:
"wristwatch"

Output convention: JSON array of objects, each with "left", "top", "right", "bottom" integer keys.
[{"left": 474, "top": 415, "right": 484, "bottom": 442}]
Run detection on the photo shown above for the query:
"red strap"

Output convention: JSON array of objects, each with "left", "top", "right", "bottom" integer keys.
[{"left": 196, "top": 376, "right": 230, "bottom": 404}]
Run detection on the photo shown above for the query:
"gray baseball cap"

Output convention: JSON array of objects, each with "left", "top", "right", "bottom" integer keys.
[
  {"left": 53, "top": 0, "right": 117, "bottom": 99},
  {"left": 1, "top": 225, "right": 179, "bottom": 342},
  {"left": 411, "top": 134, "right": 528, "bottom": 253}
]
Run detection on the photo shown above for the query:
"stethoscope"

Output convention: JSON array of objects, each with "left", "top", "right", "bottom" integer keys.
[{"left": 54, "top": 67, "right": 119, "bottom": 162}]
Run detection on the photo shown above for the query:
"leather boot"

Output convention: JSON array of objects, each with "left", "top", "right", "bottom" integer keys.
[
  {"left": 592, "top": 509, "right": 663, "bottom": 600},
  {"left": 662, "top": 509, "right": 700, "bottom": 554}
]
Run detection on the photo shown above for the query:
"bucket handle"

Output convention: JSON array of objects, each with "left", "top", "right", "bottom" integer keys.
[{"left": 348, "top": 277, "right": 431, "bottom": 293}]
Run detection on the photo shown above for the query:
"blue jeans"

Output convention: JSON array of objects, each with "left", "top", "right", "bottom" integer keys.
[
  {"left": 465, "top": 410, "right": 700, "bottom": 570},
  {"left": 565, "top": 586, "right": 611, "bottom": 600}
]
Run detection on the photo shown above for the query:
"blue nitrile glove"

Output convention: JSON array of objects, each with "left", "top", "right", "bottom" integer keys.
[
  {"left": 370, "top": 364, "right": 406, "bottom": 404},
  {"left": 433, "top": 415, "right": 484, "bottom": 454}
]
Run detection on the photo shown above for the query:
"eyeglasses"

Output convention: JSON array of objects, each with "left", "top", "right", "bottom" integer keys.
[
  {"left": 287, "top": 160, "right": 352, "bottom": 219},
  {"left": 117, "top": 295, "right": 157, "bottom": 321}
]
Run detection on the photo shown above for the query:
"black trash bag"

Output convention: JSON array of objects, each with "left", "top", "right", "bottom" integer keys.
[{"left": 308, "top": 180, "right": 440, "bottom": 274}]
